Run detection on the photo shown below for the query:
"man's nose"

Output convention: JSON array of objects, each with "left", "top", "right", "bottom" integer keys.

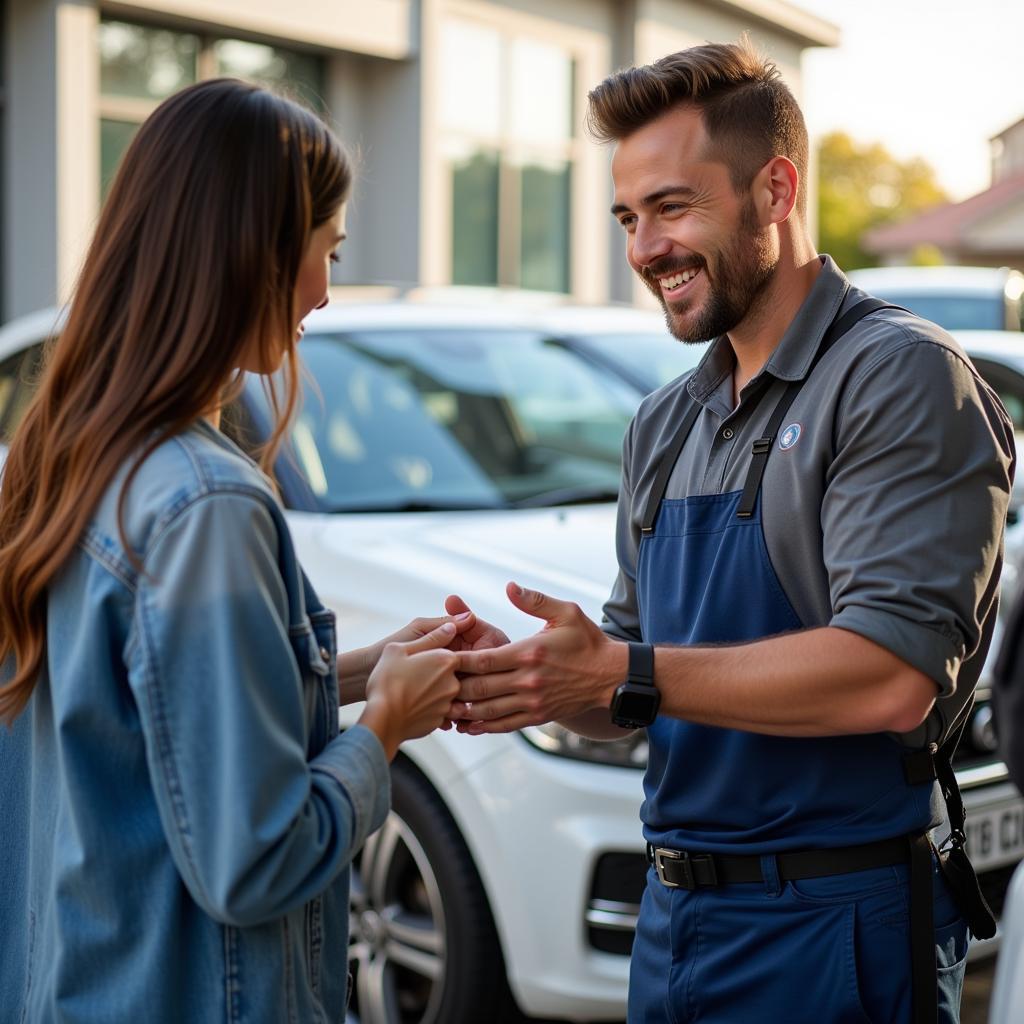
[
  {"left": 630, "top": 222, "right": 673, "bottom": 270},
  {"left": 315, "top": 294, "right": 329, "bottom": 310}
]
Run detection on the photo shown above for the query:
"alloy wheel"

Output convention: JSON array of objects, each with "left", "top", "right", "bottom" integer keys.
[{"left": 347, "top": 810, "right": 447, "bottom": 1024}]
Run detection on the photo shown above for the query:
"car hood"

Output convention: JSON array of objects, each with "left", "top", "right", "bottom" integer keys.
[{"left": 288, "top": 504, "right": 621, "bottom": 644}]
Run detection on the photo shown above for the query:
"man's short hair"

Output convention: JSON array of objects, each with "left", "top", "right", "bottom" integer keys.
[{"left": 587, "top": 39, "right": 808, "bottom": 217}]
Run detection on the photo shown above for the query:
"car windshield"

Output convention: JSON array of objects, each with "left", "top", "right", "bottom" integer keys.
[
  {"left": 877, "top": 294, "right": 1006, "bottom": 331},
  {"left": 577, "top": 331, "right": 708, "bottom": 389},
  {"left": 260, "top": 328, "right": 642, "bottom": 512}
]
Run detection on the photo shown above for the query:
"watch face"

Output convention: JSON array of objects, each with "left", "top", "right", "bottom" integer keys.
[{"left": 612, "top": 686, "right": 659, "bottom": 726}]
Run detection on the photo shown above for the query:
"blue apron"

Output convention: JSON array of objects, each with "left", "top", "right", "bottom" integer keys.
[{"left": 626, "top": 300, "right": 969, "bottom": 1023}]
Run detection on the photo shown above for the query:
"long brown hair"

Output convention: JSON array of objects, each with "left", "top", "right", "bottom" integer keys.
[
  {"left": 586, "top": 39, "right": 809, "bottom": 217},
  {"left": 0, "top": 79, "right": 351, "bottom": 723}
]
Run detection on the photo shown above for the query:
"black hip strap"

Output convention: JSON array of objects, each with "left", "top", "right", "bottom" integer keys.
[{"left": 909, "top": 833, "right": 937, "bottom": 1024}]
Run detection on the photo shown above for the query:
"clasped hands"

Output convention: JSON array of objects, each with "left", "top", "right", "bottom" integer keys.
[{"left": 440, "top": 582, "right": 625, "bottom": 735}]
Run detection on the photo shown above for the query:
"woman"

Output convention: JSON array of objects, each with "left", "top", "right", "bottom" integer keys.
[{"left": 0, "top": 79, "right": 496, "bottom": 1022}]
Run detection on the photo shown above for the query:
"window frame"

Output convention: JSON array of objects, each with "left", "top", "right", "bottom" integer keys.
[{"left": 439, "top": 14, "right": 579, "bottom": 293}]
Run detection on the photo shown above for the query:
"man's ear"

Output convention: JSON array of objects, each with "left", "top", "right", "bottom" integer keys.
[{"left": 752, "top": 156, "right": 799, "bottom": 226}]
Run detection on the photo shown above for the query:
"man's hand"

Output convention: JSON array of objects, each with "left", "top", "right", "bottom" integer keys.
[{"left": 452, "top": 582, "right": 627, "bottom": 734}]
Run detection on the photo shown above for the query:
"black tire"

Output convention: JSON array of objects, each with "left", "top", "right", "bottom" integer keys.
[{"left": 347, "top": 756, "right": 520, "bottom": 1024}]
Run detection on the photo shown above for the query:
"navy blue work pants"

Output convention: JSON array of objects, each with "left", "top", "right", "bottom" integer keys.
[{"left": 628, "top": 857, "right": 969, "bottom": 1023}]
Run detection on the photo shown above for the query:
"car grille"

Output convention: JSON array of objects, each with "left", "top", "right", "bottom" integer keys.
[{"left": 585, "top": 852, "right": 646, "bottom": 955}]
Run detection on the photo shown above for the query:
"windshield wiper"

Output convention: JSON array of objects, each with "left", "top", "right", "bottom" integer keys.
[{"left": 513, "top": 485, "right": 620, "bottom": 509}]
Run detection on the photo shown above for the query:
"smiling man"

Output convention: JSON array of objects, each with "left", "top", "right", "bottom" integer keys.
[{"left": 451, "top": 40, "right": 1015, "bottom": 1023}]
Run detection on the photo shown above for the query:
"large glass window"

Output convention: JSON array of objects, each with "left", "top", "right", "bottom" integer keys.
[
  {"left": 97, "top": 18, "right": 324, "bottom": 198},
  {"left": 213, "top": 39, "right": 323, "bottom": 110},
  {"left": 449, "top": 144, "right": 500, "bottom": 287},
  {"left": 440, "top": 19, "right": 575, "bottom": 294},
  {"left": 519, "top": 157, "right": 571, "bottom": 292},
  {"left": 98, "top": 21, "right": 198, "bottom": 101}
]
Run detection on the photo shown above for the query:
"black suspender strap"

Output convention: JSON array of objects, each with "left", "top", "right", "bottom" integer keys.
[
  {"left": 641, "top": 296, "right": 904, "bottom": 533},
  {"left": 640, "top": 399, "right": 702, "bottom": 533},
  {"left": 734, "top": 381, "right": 802, "bottom": 520},
  {"left": 735, "top": 297, "right": 899, "bottom": 519}
]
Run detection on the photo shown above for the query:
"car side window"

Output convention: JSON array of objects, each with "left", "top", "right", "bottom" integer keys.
[{"left": 0, "top": 343, "right": 44, "bottom": 442}]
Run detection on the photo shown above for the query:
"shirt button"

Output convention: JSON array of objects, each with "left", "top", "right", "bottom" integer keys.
[
  {"left": 319, "top": 646, "right": 331, "bottom": 662},
  {"left": 722, "top": 428, "right": 734, "bottom": 440}
]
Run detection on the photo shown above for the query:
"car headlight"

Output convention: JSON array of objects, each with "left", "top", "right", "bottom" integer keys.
[{"left": 520, "top": 723, "right": 649, "bottom": 768}]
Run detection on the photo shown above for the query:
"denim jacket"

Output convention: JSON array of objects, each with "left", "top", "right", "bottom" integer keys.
[{"left": 0, "top": 420, "right": 390, "bottom": 1022}]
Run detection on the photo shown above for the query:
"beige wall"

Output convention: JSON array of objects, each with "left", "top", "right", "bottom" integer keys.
[
  {"left": 968, "top": 196, "right": 1024, "bottom": 257},
  {"left": 326, "top": 49, "right": 427, "bottom": 289},
  {"left": 993, "top": 122, "right": 1024, "bottom": 185},
  {"left": 4, "top": 0, "right": 99, "bottom": 318}
]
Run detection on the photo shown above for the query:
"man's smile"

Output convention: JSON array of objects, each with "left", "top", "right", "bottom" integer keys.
[{"left": 657, "top": 265, "right": 703, "bottom": 299}]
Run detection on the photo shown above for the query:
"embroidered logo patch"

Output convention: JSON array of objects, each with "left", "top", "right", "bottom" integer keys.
[{"left": 779, "top": 423, "right": 802, "bottom": 451}]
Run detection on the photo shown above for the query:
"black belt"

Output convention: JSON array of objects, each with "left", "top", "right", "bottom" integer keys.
[
  {"left": 646, "top": 835, "right": 910, "bottom": 890},
  {"left": 647, "top": 834, "right": 937, "bottom": 1023}
]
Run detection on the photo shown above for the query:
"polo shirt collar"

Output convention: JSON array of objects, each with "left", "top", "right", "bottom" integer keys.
[
  {"left": 763, "top": 255, "right": 849, "bottom": 382},
  {"left": 686, "top": 255, "right": 850, "bottom": 409}
]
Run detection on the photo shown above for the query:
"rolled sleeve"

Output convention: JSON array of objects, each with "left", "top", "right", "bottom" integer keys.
[
  {"left": 128, "top": 490, "right": 390, "bottom": 926},
  {"left": 825, "top": 336, "right": 1014, "bottom": 694}
]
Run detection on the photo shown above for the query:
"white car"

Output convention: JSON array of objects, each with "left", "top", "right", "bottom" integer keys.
[
  {"left": 0, "top": 299, "right": 1020, "bottom": 1023},
  {"left": 848, "top": 265, "right": 1024, "bottom": 332}
]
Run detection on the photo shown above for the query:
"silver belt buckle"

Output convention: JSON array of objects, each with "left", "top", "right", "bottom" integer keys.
[{"left": 654, "top": 847, "right": 685, "bottom": 889}]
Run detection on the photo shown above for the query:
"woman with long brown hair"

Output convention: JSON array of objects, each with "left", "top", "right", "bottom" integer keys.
[{"left": 0, "top": 79, "right": 494, "bottom": 1022}]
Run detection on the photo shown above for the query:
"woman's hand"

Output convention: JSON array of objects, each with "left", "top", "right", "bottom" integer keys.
[
  {"left": 338, "top": 603, "right": 510, "bottom": 706},
  {"left": 357, "top": 623, "right": 462, "bottom": 760}
]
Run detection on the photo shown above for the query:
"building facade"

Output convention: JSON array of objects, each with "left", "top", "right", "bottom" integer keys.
[{"left": 1, "top": 0, "right": 836, "bottom": 322}]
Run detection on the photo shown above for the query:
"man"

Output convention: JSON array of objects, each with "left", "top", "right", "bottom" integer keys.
[{"left": 449, "top": 40, "right": 1015, "bottom": 1023}]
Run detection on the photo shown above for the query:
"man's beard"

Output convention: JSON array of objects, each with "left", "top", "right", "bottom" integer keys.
[{"left": 640, "top": 198, "right": 777, "bottom": 343}]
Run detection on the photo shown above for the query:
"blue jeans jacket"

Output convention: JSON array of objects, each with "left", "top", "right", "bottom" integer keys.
[{"left": 0, "top": 420, "right": 390, "bottom": 1022}]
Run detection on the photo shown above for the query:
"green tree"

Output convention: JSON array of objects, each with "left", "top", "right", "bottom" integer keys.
[{"left": 816, "top": 132, "right": 949, "bottom": 271}]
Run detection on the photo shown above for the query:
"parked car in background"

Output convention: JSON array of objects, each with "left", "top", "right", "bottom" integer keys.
[
  {"left": 848, "top": 265, "right": 1024, "bottom": 332},
  {"left": 0, "top": 300, "right": 1022, "bottom": 1024}
]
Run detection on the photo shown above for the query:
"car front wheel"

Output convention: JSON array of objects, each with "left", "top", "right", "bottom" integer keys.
[{"left": 346, "top": 757, "right": 518, "bottom": 1023}]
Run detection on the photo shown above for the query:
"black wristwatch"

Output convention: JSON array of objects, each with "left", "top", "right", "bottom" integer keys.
[{"left": 609, "top": 642, "right": 660, "bottom": 728}]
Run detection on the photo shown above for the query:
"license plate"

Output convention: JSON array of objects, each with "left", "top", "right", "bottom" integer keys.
[{"left": 963, "top": 798, "right": 1024, "bottom": 871}]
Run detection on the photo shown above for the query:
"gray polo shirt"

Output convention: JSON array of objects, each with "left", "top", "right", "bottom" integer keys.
[{"left": 603, "top": 256, "right": 1015, "bottom": 732}]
